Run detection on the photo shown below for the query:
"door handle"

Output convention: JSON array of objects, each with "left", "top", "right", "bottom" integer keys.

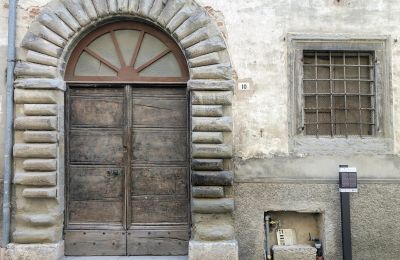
[{"left": 107, "top": 169, "right": 121, "bottom": 177}]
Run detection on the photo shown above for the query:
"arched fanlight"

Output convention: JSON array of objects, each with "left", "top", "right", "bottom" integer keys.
[{"left": 65, "top": 22, "right": 189, "bottom": 83}]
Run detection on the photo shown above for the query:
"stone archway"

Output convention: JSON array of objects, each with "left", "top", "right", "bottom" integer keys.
[{"left": 11, "top": 0, "right": 236, "bottom": 259}]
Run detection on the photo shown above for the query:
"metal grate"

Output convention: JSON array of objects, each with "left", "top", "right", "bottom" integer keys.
[{"left": 302, "top": 51, "right": 375, "bottom": 136}]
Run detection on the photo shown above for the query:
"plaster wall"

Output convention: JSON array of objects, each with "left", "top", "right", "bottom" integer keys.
[{"left": 1, "top": 0, "right": 400, "bottom": 259}]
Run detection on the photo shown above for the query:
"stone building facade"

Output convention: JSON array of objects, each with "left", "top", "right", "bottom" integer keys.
[{"left": 0, "top": 0, "right": 400, "bottom": 259}]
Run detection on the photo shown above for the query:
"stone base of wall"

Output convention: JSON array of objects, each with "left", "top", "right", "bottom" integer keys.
[
  {"left": 6, "top": 241, "right": 64, "bottom": 260},
  {"left": 272, "top": 245, "right": 317, "bottom": 260},
  {"left": 188, "top": 240, "right": 238, "bottom": 260}
]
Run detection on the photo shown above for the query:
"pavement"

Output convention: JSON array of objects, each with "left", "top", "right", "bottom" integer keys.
[{"left": 63, "top": 257, "right": 188, "bottom": 260}]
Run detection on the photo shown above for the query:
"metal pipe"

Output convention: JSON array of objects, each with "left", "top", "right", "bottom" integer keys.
[
  {"left": 2, "top": 0, "right": 18, "bottom": 250},
  {"left": 264, "top": 215, "right": 272, "bottom": 260}
]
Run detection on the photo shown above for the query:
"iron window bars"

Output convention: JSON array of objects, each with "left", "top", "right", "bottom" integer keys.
[{"left": 302, "top": 51, "right": 375, "bottom": 137}]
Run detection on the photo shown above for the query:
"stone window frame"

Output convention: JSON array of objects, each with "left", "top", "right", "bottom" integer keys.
[{"left": 288, "top": 34, "right": 393, "bottom": 154}]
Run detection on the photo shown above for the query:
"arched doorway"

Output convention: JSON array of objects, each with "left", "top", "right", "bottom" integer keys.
[{"left": 64, "top": 21, "right": 190, "bottom": 256}]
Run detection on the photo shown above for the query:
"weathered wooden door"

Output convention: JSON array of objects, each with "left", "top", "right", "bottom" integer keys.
[{"left": 64, "top": 86, "right": 189, "bottom": 256}]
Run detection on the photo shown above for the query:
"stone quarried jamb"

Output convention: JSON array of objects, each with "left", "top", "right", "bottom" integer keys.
[{"left": 13, "top": 0, "right": 237, "bottom": 258}]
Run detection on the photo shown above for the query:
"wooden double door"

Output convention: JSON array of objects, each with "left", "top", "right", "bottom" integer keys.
[{"left": 64, "top": 85, "right": 189, "bottom": 256}]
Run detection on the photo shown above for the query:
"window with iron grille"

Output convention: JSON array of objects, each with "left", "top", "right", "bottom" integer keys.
[
  {"left": 302, "top": 51, "right": 375, "bottom": 136},
  {"left": 288, "top": 36, "right": 392, "bottom": 153}
]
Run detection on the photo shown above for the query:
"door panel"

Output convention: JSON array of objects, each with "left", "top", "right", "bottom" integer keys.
[
  {"left": 65, "top": 86, "right": 189, "bottom": 256},
  {"left": 132, "top": 129, "right": 187, "bottom": 163},
  {"left": 69, "top": 130, "right": 124, "bottom": 164},
  {"left": 126, "top": 229, "right": 189, "bottom": 256},
  {"left": 65, "top": 230, "right": 126, "bottom": 256}
]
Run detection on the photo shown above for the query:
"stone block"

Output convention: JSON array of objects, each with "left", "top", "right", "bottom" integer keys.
[
  {"left": 14, "top": 89, "right": 58, "bottom": 103},
  {"left": 189, "top": 52, "right": 220, "bottom": 67},
  {"left": 192, "top": 117, "right": 232, "bottom": 132},
  {"left": 15, "top": 62, "right": 57, "bottom": 78},
  {"left": 195, "top": 223, "right": 235, "bottom": 241},
  {"left": 61, "top": 0, "right": 91, "bottom": 26},
  {"left": 28, "top": 22, "right": 66, "bottom": 47},
  {"left": 138, "top": 0, "right": 154, "bottom": 16},
  {"left": 158, "top": 0, "right": 186, "bottom": 26},
  {"left": 46, "top": 2, "right": 80, "bottom": 31},
  {"left": 6, "top": 241, "right": 64, "bottom": 260},
  {"left": 14, "top": 116, "right": 57, "bottom": 131},
  {"left": 81, "top": 0, "right": 98, "bottom": 19},
  {"left": 37, "top": 9, "right": 73, "bottom": 39},
  {"left": 107, "top": 0, "right": 118, "bottom": 14},
  {"left": 181, "top": 27, "right": 209, "bottom": 48},
  {"left": 166, "top": 4, "right": 195, "bottom": 32},
  {"left": 192, "top": 171, "right": 233, "bottom": 186},
  {"left": 23, "top": 159, "right": 57, "bottom": 171},
  {"left": 188, "top": 80, "right": 235, "bottom": 91},
  {"left": 192, "top": 159, "right": 223, "bottom": 171},
  {"left": 16, "top": 213, "right": 61, "bottom": 227},
  {"left": 92, "top": 0, "right": 109, "bottom": 16},
  {"left": 12, "top": 229, "right": 60, "bottom": 244},
  {"left": 14, "top": 172, "right": 57, "bottom": 186},
  {"left": 187, "top": 36, "right": 226, "bottom": 58},
  {"left": 23, "top": 131, "right": 58, "bottom": 143},
  {"left": 128, "top": 0, "right": 140, "bottom": 13},
  {"left": 192, "top": 144, "right": 233, "bottom": 158},
  {"left": 192, "top": 198, "right": 234, "bottom": 213},
  {"left": 192, "top": 132, "right": 224, "bottom": 144},
  {"left": 188, "top": 240, "right": 238, "bottom": 260},
  {"left": 192, "top": 105, "right": 223, "bottom": 117},
  {"left": 24, "top": 104, "right": 58, "bottom": 116},
  {"left": 26, "top": 51, "right": 58, "bottom": 67},
  {"left": 191, "top": 63, "right": 232, "bottom": 80},
  {"left": 272, "top": 245, "right": 317, "bottom": 260},
  {"left": 22, "top": 32, "right": 62, "bottom": 58},
  {"left": 22, "top": 187, "right": 57, "bottom": 199},
  {"left": 174, "top": 11, "right": 209, "bottom": 40},
  {"left": 192, "top": 186, "right": 224, "bottom": 198},
  {"left": 14, "top": 79, "right": 65, "bottom": 90},
  {"left": 14, "top": 143, "right": 57, "bottom": 158},
  {"left": 149, "top": 0, "right": 164, "bottom": 20},
  {"left": 192, "top": 91, "right": 232, "bottom": 105}
]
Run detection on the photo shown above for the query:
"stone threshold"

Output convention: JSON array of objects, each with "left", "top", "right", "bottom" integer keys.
[{"left": 63, "top": 256, "right": 188, "bottom": 260}]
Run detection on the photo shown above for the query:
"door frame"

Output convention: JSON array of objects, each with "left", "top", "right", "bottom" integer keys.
[{"left": 13, "top": 2, "right": 235, "bottom": 257}]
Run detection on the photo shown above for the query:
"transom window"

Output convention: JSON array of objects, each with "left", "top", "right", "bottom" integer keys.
[
  {"left": 302, "top": 51, "right": 375, "bottom": 137},
  {"left": 65, "top": 22, "right": 189, "bottom": 83}
]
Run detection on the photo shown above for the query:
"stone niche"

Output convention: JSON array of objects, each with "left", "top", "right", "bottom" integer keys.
[{"left": 265, "top": 211, "right": 322, "bottom": 260}]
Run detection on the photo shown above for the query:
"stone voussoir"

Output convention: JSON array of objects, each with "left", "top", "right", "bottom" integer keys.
[
  {"left": 192, "top": 186, "right": 224, "bottom": 198},
  {"left": 22, "top": 187, "right": 57, "bottom": 199},
  {"left": 13, "top": 172, "right": 57, "bottom": 186},
  {"left": 191, "top": 63, "right": 232, "bottom": 80},
  {"left": 14, "top": 116, "right": 57, "bottom": 131},
  {"left": 23, "top": 159, "right": 57, "bottom": 172},
  {"left": 192, "top": 105, "right": 223, "bottom": 117},
  {"left": 22, "top": 33, "right": 62, "bottom": 58},
  {"left": 13, "top": 143, "right": 57, "bottom": 158},
  {"left": 188, "top": 80, "right": 235, "bottom": 91},
  {"left": 157, "top": 0, "right": 186, "bottom": 26},
  {"left": 26, "top": 51, "right": 58, "bottom": 67},
  {"left": 192, "top": 132, "right": 224, "bottom": 144},
  {"left": 138, "top": 0, "right": 154, "bottom": 16},
  {"left": 192, "top": 117, "right": 232, "bottom": 132},
  {"left": 192, "top": 198, "right": 234, "bottom": 214},
  {"left": 192, "top": 144, "right": 233, "bottom": 159},
  {"left": 189, "top": 52, "right": 220, "bottom": 67},
  {"left": 128, "top": 0, "right": 140, "bottom": 14},
  {"left": 61, "top": 0, "right": 91, "bottom": 26},
  {"left": 28, "top": 22, "right": 67, "bottom": 47},
  {"left": 92, "top": 0, "right": 109, "bottom": 16},
  {"left": 37, "top": 9, "right": 73, "bottom": 39},
  {"left": 186, "top": 36, "right": 226, "bottom": 59},
  {"left": 81, "top": 0, "right": 98, "bottom": 20},
  {"left": 46, "top": 2, "right": 80, "bottom": 32},
  {"left": 166, "top": 4, "right": 195, "bottom": 33},
  {"left": 192, "top": 171, "right": 233, "bottom": 186},
  {"left": 192, "top": 159, "right": 224, "bottom": 171},
  {"left": 192, "top": 91, "right": 232, "bottom": 105},
  {"left": 174, "top": 10, "right": 209, "bottom": 40},
  {"left": 23, "top": 131, "right": 58, "bottom": 143}
]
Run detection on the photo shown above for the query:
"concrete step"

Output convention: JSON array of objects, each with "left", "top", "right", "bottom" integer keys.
[{"left": 63, "top": 257, "right": 188, "bottom": 260}]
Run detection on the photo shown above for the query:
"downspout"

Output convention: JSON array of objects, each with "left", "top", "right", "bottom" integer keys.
[{"left": 2, "top": 0, "right": 17, "bottom": 256}]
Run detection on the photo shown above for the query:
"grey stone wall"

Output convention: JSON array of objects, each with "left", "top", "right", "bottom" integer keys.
[{"left": 234, "top": 182, "right": 400, "bottom": 260}]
